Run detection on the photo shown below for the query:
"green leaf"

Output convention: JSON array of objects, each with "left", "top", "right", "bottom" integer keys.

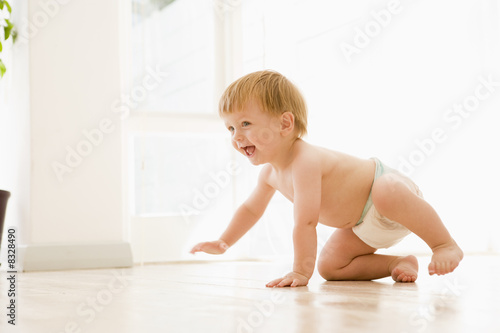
[
  {"left": 11, "top": 29, "right": 17, "bottom": 43},
  {"left": 4, "top": 0, "right": 12, "bottom": 13},
  {"left": 0, "top": 1, "right": 12, "bottom": 14},
  {"left": 0, "top": 59, "right": 6, "bottom": 78},
  {"left": 0, "top": 40, "right": 2, "bottom": 52},
  {"left": 4, "top": 19, "right": 13, "bottom": 40}
]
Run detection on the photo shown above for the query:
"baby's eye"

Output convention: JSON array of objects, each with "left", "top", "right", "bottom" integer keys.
[
  {"left": 228, "top": 126, "right": 234, "bottom": 132},
  {"left": 242, "top": 121, "right": 250, "bottom": 127}
]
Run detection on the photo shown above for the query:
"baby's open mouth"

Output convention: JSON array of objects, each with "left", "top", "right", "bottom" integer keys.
[{"left": 243, "top": 146, "right": 255, "bottom": 157}]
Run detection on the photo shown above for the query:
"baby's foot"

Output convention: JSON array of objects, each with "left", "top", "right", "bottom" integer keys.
[
  {"left": 428, "top": 241, "right": 464, "bottom": 276},
  {"left": 390, "top": 255, "right": 419, "bottom": 283}
]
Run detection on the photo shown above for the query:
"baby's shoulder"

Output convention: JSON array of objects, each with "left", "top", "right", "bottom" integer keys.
[
  {"left": 295, "top": 143, "right": 360, "bottom": 174},
  {"left": 293, "top": 140, "right": 323, "bottom": 160},
  {"left": 258, "top": 164, "right": 275, "bottom": 184},
  {"left": 290, "top": 142, "right": 326, "bottom": 175},
  {"left": 294, "top": 141, "right": 340, "bottom": 167}
]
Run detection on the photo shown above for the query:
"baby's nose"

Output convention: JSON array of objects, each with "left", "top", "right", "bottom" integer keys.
[{"left": 232, "top": 130, "right": 243, "bottom": 141}]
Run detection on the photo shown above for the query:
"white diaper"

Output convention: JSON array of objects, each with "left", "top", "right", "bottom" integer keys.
[
  {"left": 352, "top": 159, "right": 423, "bottom": 249},
  {"left": 352, "top": 204, "right": 412, "bottom": 249}
]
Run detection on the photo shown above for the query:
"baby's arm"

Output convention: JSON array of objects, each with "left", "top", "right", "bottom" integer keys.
[
  {"left": 266, "top": 154, "right": 321, "bottom": 288},
  {"left": 190, "top": 165, "right": 276, "bottom": 254}
]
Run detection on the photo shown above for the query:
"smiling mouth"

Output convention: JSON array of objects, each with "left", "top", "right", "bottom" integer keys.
[{"left": 243, "top": 146, "right": 255, "bottom": 157}]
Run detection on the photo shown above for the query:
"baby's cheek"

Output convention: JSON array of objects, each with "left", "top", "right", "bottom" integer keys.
[
  {"left": 253, "top": 126, "right": 279, "bottom": 145},
  {"left": 252, "top": 128, "right": 276, "bottom": 145},
  {"left": 252, "top": 121, "right": 280, "bottom": 145}
]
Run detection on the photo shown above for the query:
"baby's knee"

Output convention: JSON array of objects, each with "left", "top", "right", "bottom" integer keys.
[
  {"left": 372, "top": 174, "right": 410, "bottom": 212},
  {"left": 317, "top": 261, "right": 344, "bottom": 281},
  {"left": 317, "top": 260, "right": 334, "bottom": 280},
  {"left": 317, "top": 252, "right": 344, "bottom": 281}
]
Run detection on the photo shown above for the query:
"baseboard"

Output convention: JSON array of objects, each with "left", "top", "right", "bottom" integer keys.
[
  {"left": 130, "top": 216, "right": 196, "bottom": 264},
  {"left": 18, "top": 242, "right": 133, "bottom": 272}
]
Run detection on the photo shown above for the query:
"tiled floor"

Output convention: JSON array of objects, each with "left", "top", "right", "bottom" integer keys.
[{"left": 1, "top": 255, "right": 499, "bottom": 333}]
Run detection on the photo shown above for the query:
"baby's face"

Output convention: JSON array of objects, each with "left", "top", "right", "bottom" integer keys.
[{"left": 222, "top": 100, "right": 281, "bottom": 165}]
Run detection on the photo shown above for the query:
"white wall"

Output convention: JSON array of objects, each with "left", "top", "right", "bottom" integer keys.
[
  {"left": 130, "top": 0, "right": 500, "bottom": 262},
  {"left": 4, "top": 0, "right": 497, "bottom": 270},
  {"left": 0, "top": 0, "right": 30, "bottom": 258},
  {"left": 22, "top": 0, "right": 131, "bottom": 270},
  {"left": 226, "top": 0, "right": 500, "bottom": 257},
  {"left": 297, "top": 0, "right": 500, "bottom": 255}
]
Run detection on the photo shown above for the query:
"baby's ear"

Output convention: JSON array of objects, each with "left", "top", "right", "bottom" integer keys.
[{"left": 280, "top": 112, "right": 295, "bottom": 135}]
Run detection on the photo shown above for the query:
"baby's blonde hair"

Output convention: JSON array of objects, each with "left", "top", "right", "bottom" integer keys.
[{"left": 219, "top": 70, "right": 308, "bottom": 138}]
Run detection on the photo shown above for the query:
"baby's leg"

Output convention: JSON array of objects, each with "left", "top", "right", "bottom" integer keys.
[
  {"left": 317, "top": 228, "right": 418, "bottom": 282},
  {"left": 371, "top": 174, "right": 463, "bottom": 276}
]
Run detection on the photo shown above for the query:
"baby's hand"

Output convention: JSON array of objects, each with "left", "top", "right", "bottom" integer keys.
[
  {"left": 189, "top": 240, "right": 229, "bottom": 255},
  {"left": 266, "top": 272, "right": 309, "bottom": 288}
]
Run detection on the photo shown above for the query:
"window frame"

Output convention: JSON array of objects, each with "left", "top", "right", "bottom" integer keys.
[{"left": 122, "top": 1, "right": 244, "bottom": 263}]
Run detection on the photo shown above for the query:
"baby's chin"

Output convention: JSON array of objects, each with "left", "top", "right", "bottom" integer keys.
[
  {"left": 247, "top": 153, "right": 264, "bottom": 166},
  {"left": 248, "top": 158, "right": 262, "bottom": 166},
  {"left": 237, "top": 146, "right": 268, "bottom": 165}
]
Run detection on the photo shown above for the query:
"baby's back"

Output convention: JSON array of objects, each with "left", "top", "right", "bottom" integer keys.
[{"left": 311, "top": 145, "right": 376, "bottom": 228}]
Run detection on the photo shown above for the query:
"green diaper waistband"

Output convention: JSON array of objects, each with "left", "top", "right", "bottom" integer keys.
[{"left": 355, "top": 158, "right": 385, "bottom": 226}]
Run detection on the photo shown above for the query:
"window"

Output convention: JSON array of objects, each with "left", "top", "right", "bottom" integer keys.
[
  {"left": 131, "top": 0, "right": 215, "bottom": 114},
  {"left": 127, "top": 0, "right": 500, "bottom": 262},
  {"left": 127, "top": 0, "right": 232, "bottom": 263},
  {"left": 132, "top": 134, "right": 233, "bottom": 216}
]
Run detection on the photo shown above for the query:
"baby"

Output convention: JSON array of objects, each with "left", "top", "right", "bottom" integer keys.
[{"left": 190, "top": 70, "right": 463, "bottom": 287}]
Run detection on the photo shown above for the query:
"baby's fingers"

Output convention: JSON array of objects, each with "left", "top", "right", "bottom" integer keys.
[
  {"left": 266, "top": 277, "right": 285, "bottom": 288},
  {"left": 290, "top": 278, "right": 307, "bottom": 287},
  {"left": 277, "top": 278, "right": 294, "bottom": 287},
  {"left": 267, "top": 277, "right": 294, "bottom": 288},
  {"left": 189, "top": 246, "right": 199, "bottom": 254},
  {"left": 190, "top": 241, "right": 228, "bottom": 255},
  {"left": 189, "top": 243, "right": 205, "bottom": 254}
]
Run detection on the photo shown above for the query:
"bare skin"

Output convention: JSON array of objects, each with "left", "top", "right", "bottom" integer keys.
[{"left": 190, "top": 99, "right": 463, "bottom": 286}]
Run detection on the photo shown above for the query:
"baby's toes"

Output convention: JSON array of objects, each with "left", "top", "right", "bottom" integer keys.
[
  {"left": 434, "top": 261, "right": 454, "bottom": 275},
  {"left": 443, "top": 261, "right": 456, "bottom": 274},
  {"left": 428, "top": 261, "right": 438, "bottom": 275},
  {"left": 438, "top": 262, "right": 447, "bottom": 275},
  {"left": 429, "top": 261, "right": 445, "bottom": 275}
]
